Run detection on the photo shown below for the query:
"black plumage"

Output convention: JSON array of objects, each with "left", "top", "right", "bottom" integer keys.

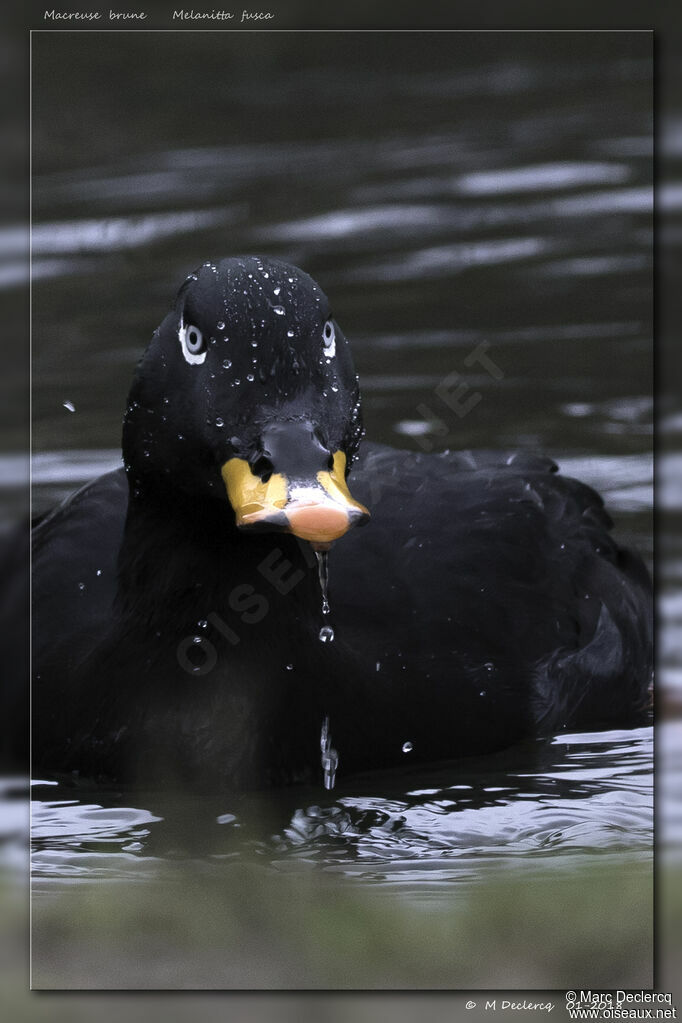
[{"left": 28, "top": 256, "right": 652, "bottom": 787}]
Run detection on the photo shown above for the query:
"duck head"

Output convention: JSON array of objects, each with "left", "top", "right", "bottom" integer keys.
[{"left": 122, "top": 256, "right": 369, "bottom": 547}]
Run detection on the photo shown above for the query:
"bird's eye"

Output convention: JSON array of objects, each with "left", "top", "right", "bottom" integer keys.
[
  {"left": 186, "top": 325, "right": 205, "bottom": 354},
  {"left": 178, "top": 320, "right": 207, "bottom": 365},
  {"left": 322, "top": 319, "right": 336, "bottom": 357}
]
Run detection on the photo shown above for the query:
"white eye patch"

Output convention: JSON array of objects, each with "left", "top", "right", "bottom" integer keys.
[
  {"left": 323, "top": 319, "right": 336, "bottom": 358},
  {"left": 178, "top": 318, "right": 207, "bottom": 365}
]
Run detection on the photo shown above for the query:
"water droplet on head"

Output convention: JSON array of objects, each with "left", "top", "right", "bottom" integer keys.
[
  {"left": 77, "top": 582, "right": 85, "bottom": 591},
  {"left": 273, "top": 286, "right": 281, "bottom": 296},
  {"left": 215, "top": 417, "right": 224, "bottom": 427},
  {"left": 222, "top": 359, "right": 232, "bottom": 370},
  {"left": 402, "top": 741, "right": 413, "bottom": 754},
  {"left": 273, "top": 306, "right": 285, "bottom": 316},
  {"left": 287, "top": 329, "right": 295, "bottom": 338},
  {"left": 246, "top": 373, "right": 255, "bottom": 383},
  {"left": 95, "top": 569, "right": 102, "bottom": 577},
  {"left": 484, "top": 661, "right": 494, "bottom": 672},
  {"left": 216, "top": 321, "right": 225, "bottom": 330},
  {"left": 285, "top": 663, "right": 294, "bottom": 671},
  {"left": 198, "top": 620, "right": 207, "bottom": 629}
]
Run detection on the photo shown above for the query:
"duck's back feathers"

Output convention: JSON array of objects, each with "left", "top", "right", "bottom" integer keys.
[
  {"left": 32, "top": 469, "right": 127, "bottom": 679},
  {"left": 326, "top": 444, "right": 652, "bottom": 760}
]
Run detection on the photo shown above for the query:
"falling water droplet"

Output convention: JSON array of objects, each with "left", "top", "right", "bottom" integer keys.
[
  {"left": 273, "top": 305, "right": 285, "bottom": 316},
  {"left": 287, "top": 329, "right": 295, "bottom": 338},
  {"left": 315, "top": 550, "right": 331, "bottom": 616},
  {"left": 320, "top": 716, "right": 339, "bottom": 789},
  {"left": 63, "top": 401, "right": 76, "bottom": 412},
  {"left": 319, "top": 625, "right": 335, "bottom": 644},
  {"left": 215, "top": 417, "right": 224, "bottom": 427},
  {"left": 273, "top": 286, "right": 281, "bottom": 296},
  {"left": 484, "top": 661, "right": 494, "bottom": 672},
  {"left": 402, "top": 741, "right": 413, "bottom": 754},
  {"left": 216, "top": 321, "right": 225, "bottom": 330}
]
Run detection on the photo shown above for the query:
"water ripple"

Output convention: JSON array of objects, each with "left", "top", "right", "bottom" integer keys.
[{"left": 29, "top": 727, "right": 652, "bottom": 893}]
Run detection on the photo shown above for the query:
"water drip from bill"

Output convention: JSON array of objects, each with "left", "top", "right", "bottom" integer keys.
[{"left": 315, "top": 549, "right": 334, "bottom": 643}]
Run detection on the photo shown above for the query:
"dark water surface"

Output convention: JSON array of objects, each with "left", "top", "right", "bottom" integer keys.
[
  {"left": 16, "top": 31, "right": 660, "bottom": 987},
  {"left": 31, "top": 727, "right": 652, "bottom": 893}
]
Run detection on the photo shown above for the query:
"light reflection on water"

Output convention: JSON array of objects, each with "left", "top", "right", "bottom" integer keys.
[{"left": 29, "top": 727, "right": 652, "bottom": 896}]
